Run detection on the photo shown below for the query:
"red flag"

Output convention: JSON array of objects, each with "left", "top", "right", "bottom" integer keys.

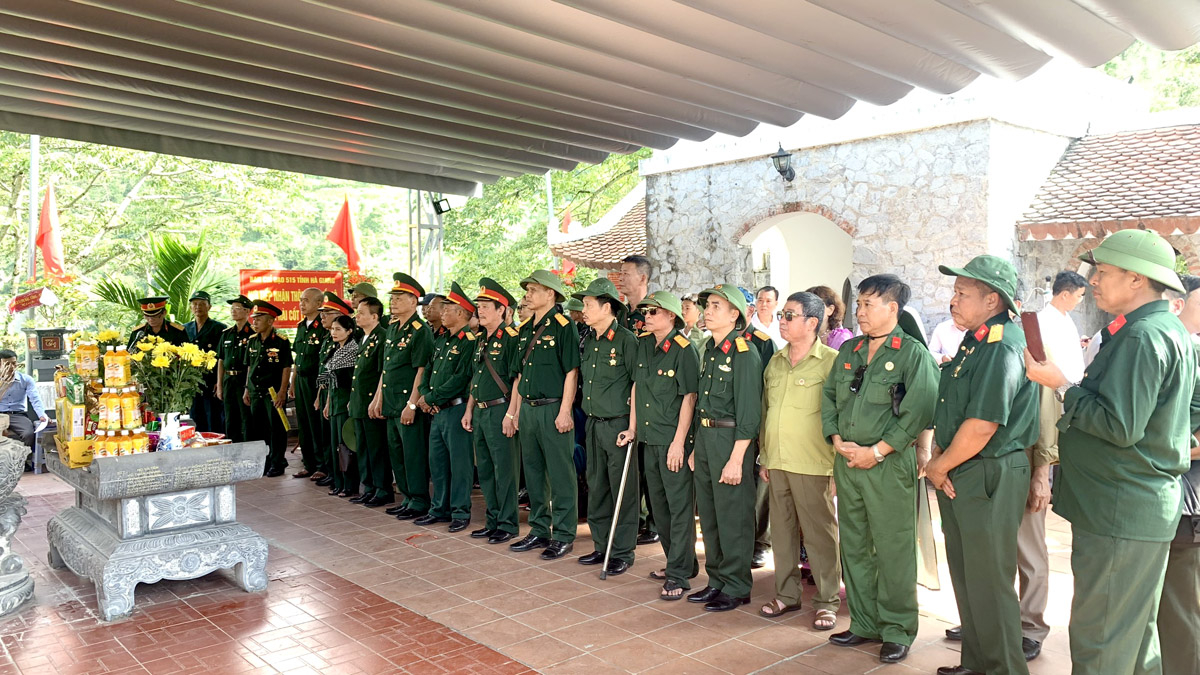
[
  {"left": 35, "top": 185, "right": 71, "bottom": 283},
  {"left": 326, "top": 196, "right": 362, "bottom": 272},
  {"left": 559, "top": 207, "right": 573, "bottom": 234}
]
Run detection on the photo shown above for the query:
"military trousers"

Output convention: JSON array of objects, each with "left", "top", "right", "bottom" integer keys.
[
  {"left": 833, "top": 445, "right": 918, "bottom": 646},
  {"left": 294, "top": 374, "right": 321, "bottom": 473},
  {"left": 637, "top": 443, "right": 657, "bottom": 536},
  {"left": 428, "top": 401, "right": 473, "bottom": 521},
  {"left": 694, "top": 426, "right": 756, "bottom": 599},
  {"left": 520, "top": 401, "right": 577, "bottom": 543},
  {"left": 387, "top": 414, "right": 430, "bottom": 512},
  {"left": 221, "top": 375, "right": 249, "bottom": 443},
  {"left": 353, "top": 417, "right": 390, "bottom": 499},
  {"left": 938, "top": 453, "right": 1030, "bottom": 675},
  {"left": 768, "top": 470, "right": 840, "bottom": 612},
  {"left": 752, "top": 441, "right": 772, "bottom": 554},
  {"left": 329, "top": 410, "right": 358, "bottom": 494},
  {"left": 248, "top": 391, "right": 288, "bottom": 472},
  {"left": 644, "top": 442, "right": 698, "bottom": 588},
  {"left": 1158, "top": 517, "right": 1200, "bottom": 675},
  {"left": 473, "top": 406, "right": 519, "bottom": 535},
  {"left": 585, "top": 416, "right": 638, "bottom": 563},
  {"left": 1070, "top": 528, "right": 1169, "bottom": 675}
]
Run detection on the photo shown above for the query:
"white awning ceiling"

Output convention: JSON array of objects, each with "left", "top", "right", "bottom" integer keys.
[{"left": 1, "top": 0, "right": 1198, "bottom": 195}]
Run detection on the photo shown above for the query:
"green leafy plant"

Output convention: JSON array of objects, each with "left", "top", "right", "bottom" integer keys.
[{"left": 93, "top": 233, "right": 234, "bottom": 324}]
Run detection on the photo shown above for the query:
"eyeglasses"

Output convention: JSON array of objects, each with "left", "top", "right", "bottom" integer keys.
[
  {"left": 848, "top": 365, "right": 868, "bottom": 394},
  {"left": 776, "top": 310, "right": 814, "bottom": 322},
  {"left": 643, "top": 307, "right": 664, "bottom": 317}
]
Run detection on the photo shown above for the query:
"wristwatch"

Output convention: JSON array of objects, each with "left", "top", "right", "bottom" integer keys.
[
  {"left": 407, "top": 402, "right": 417, "bottom": 411},
  {"left": 871, "top": 444, "right": 886, "bottom": 463}
]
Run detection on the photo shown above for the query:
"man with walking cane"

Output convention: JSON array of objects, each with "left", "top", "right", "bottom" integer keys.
[{"left": 573, "top": 279, "right": 640, "bottom": 577}]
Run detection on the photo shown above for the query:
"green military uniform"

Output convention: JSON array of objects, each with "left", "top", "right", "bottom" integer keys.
[
  {"left": 1053, "top": 231, "right": 1194, "bottom": 675},
  {"left": 217, "top": 315, "right": 254, "bottom": 443},
  {"left": 350, "top": 323, "right": 390, "bottom": 500},
  {"left": 469, "top": 278, "right": 521, "bottom": 539},
  {"left": 687, "top": 325, "right": 706, "bottom": 347},
  {"left": 934, "top": 256, "right": 1038, "bottom": 675},
  {"left": 634, "top": 291, "right": 701, "bottom": 590},
  {"left": 821, "top": 314, "right": 938, "bottom": 646},
  {"left": 128, "top": 296, "right": 188, "bottom": 348},
  {"left": 743, "top": 325, "right": 777, "bottom": 561},
  {"left": 691, "top": 284, "right": 763, "bottom": 603},
  {"left": 245, "top": 301, "right": 293, "bottom": 474},
  {"left": 381, "top": 273, "right": 434, "bottom": 516},
  {"left": 575, "top": 280, "right": 639, "bottom": 566},
  {"left": 184, "top": 291, "right": 227, "bottom": 434},
  {"left": 293, "top": 313, "right": 329, "bottom": 475},
  {"left": 317, "top": 292, "right": 357, "bottom": 494},
  {"left": 513, "top": 270, "right": 581, "bottom": 546},
  {"left": 418, "top": 282, "right": 477, "bottom": 525}
]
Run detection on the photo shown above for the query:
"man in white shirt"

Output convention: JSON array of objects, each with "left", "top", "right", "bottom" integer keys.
[
  {"left": 928, "top": 318, "right": 967, "bottom": 363},
  {"left": 751, "top": 286, "right": 785, "bottom": 348},
  {"left": 1037, "top": 271, "right": 1087, "bottom": 385}
]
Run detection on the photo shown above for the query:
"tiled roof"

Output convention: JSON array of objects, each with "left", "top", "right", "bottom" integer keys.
[
  {"left": 550, "top": 196, "right": 646, "bottom": 270},
  {"left": 1020, "top": 124, "right": 1200, "bottom": 241}
]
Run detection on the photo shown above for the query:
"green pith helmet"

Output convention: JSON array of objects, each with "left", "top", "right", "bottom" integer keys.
[
  {"left": 698, "top": 283, "right": 749, "bottom": 332},
  {"left": 563, "top": 297, "right": 584, "bottom": 313},
  {"left": 519, "top": 269, "right": 567, "bottom": 302},
  {"left": 938, "top": 255, "right": 1020, "bottom": 315},
  {"left": 1081, "top": 229, "right": 1184, "bottom": 292},
  {"left": 638, "top": 291, "right": 686, "bottom": 330}
]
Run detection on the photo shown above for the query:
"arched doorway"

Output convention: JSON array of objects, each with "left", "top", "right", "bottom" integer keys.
[{"left": 739, "top": 211, "right": 854, "bottom": 299}]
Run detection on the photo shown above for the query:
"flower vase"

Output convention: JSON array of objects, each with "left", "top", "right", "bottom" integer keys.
[{"left": 157, "top": 413, "right": 182, "bottom": 452}]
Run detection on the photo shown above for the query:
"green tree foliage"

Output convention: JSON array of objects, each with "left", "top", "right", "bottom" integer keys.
[
  {"left": 93, "top": 233, "right": 235, "bottom": 325},
  {"left": 1103, "top": 43, "right": 1200, "bottom": 110}
]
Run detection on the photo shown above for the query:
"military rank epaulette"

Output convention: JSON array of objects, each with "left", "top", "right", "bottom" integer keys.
[
  {"left": 673, "top": 334, "right": 690, "bottom": 348},
  {"left": 753, "top": 329, "right": 770, "bottom": 342},
  {"left": 517, "top": 317, "right": 531, "bottom": 329},
  {"left": 554, "top": 313, "right": 569, "bottom": 326},
  {"left": 463, "top": 330, "right": 476, "bottom": 341},
  {"left": 987, "top": 324, "right": 1004, "bottom": 343},
  {"left": 505, "top": 326, "right": 519, "bottom": 337},
  {"left": 638, "top": 331, "right": 652, "bottom": 338},
  {"left": 170, "top": 322, "right": 185, "bottom": 330},
  {"left": 734, "top": 336, "right": 749, "bottom": 352},
  {"left": 412, "top": 319, "right": 423, "bottom": 330}
]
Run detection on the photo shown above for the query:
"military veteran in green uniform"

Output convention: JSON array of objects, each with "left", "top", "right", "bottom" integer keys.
[
  {"left": 621, "top": 290, "right": 701, "bottom": 600},
  {"left": 215, "top": 294, "right": 254, "bottom": 443},
  {"left": 371, "top": 273, "right": 434, "bottom": 521},
  {"left": 128, "top": 296, "right": 188, "bottom": 348},
  {"left": 822, "top": 274, "right": 938, "bottom": 664},
  {"left": 571, "top": 278, "right": 639, "bottom": 576},
  {"left": 184, "top": 290, "right": 227, "bottom": 433},
  {"left": 685, "top": 284, "right": 762, "bottom": 612},
  {"left": 926, "top": 256, "right": 1038, "bottom": 675},
  {"left": 414, "top": 282, "right": 477, "bottom": 532},
  {"left": 242, "top": 300, "right": 293, "bottom": 477},
  {"left": 505, "top": 269, "right": 581, "bottom": 560},
  {"left": 1025, "top": 230, "right": 1195, "bottom": 675},
  {"left": 292, "top": 288, "right": 329, "bottom": 479},
  {"left": 349, "top": 296, "right": 392, "bottom": 507},
  {"left": 461, "top": 278, "right": 521, "bottom": 545}
]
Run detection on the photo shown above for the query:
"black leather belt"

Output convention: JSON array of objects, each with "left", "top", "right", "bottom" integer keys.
[
  {"left": 444, "top": 397, "right": 465, "bottom": 408},
  {"left": 477, "top": 397, "right": 508, "bottom": 409},
  {"left": 1, "top": 411, "right": 23, "bottom": 415},
  {"left": 526, "top": 397, "right": 562, "bottom": 407},
  {"left": 224, "top": 370, "right": 243, "bottom": 376},
  {"left": 589, "top": 413, "right": 629, "bottom": 422},
  {"left": 699, "top": 418, "right": 736, "bottom": 428}
]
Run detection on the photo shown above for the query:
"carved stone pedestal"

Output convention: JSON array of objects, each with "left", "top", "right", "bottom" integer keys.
[
  {"left": 0, "top": 437, "right": 33, "bottom": 617},
  {"left": 46, "top": 442, "right": 270, "bottom": 621}
]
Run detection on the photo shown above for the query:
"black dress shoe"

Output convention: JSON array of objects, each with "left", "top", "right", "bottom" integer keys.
[
  {"left": 348, "top": 494, "right": 367, "bottom": 503},
  {"left": 470, "top": 527, "right": 495, "bottom": 539},
  {"left": 879, "top": 643, "right": 909, "bottom": 663},
  {"left": 396, "top": 509, "right": 425, "bottom": 521},
  {"left": 945, "top": 625, "right": 962, "bottom": 641},
  {"left": 829, "top": 631, "right": 881, "bottom": 647},
  {"left": 751, "top": 549, "right": 767, "bottom": 569},
  {"left": 604, "top": 559, "right": 629, "bottom": 576},
  {"left": 265, "top": 467, "right": 284, "bottom": 478},
  {"left": 361, "top": 494, "right": 394, "bottom": 507},
  {"left": 315, "top": 476, "right": 334, "bottom": 487},
  {"left": 540, "top": 541, "right": 573, "bottom": 559},
  {"left": 448, "top": 519, "right": 470, "bottom": 533},
  {"left": 636, "top": 531, "right": 660, "bottom": 545},
  {"left": 327, "top": 487, "right": 341, "bottom": 496},
  {"left": 686, "top": 586, "right": 721, "bottom": 603},
  {"left": 487, "top": 530, "right": 515, "bottom": 545},
  {"left": 509, "top": 534, "right": 551, "bottom": 552},
  {"left": 413, "top": 514, "right": 451, "bottom": 526},
  {"left": 936, "top": 667, "right": 981, "bottom": 675},
  {"left": 703, "top": 592, "right": 750, "bottom": 612},
  {"left": 578, "top": 551, "right": 605, "bottom": 565},
  {"left": 385, "top": 504, "right": 407, "bottom": 516},
  {"left": 1023, "top": 637, "right": 1042, "bottom": 661}
]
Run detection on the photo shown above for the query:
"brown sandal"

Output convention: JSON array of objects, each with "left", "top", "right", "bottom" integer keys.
[
  {"left": 813, "top": 609, "right": 837, "bottom": 631},
  {"left": 759, "top": 599, "right": 803, "bottom": 618}
]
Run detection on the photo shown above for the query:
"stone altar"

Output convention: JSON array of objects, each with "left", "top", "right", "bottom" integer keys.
[
  {"left": 0, "top": 436, "right": 33, "bottom": 616},
  {"left": 46, "top": 441, "right": 270, "bottom": 621}
]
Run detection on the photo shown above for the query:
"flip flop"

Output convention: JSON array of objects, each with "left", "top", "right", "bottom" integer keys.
[
  {"left": 759, "top": 600, "right": 803, "bottom": 618},
  {"left": 660, "top": 580, "right": 685, "bottom": 601},
  {"left": 649, "top": 569, "right": 668, "bottom": 580}
]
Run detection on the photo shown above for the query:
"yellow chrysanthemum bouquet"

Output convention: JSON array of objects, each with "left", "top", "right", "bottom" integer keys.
[{"left": 130, "top": 336, "right": 217, "bottom": 415}]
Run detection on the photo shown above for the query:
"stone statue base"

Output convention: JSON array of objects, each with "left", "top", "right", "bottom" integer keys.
[
  {"left": 46, "top": 442, "right": 270, "bottom": 621},
  {"left": 0, "top": 494, "right": 34, "bottom": 616}
]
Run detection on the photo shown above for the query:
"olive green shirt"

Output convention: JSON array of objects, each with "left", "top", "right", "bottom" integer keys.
[
  {"left": 686, "top": 325, "right": 707, "bottom": 346},
  {"left": 633, "top": 330, "right": 700, "bottom": 446},
  {"left": 217, "top": 322, "right": 254, "bottom": 373},
  {"left": 245, "top": 330, "right": 293, "bottom": 396},
  {"left": 579, "top": 319, "right": 638, "bottom": 419},
  {"left": 419, "top": 327, "right": 475, "bottom": 407},
  {"left": 348, "top": 324, "right": 386, "bottom": 419},
  {"left": 821, "top": 325, "right": 939, "bottom": 452},
  {"left": 380, "top": 315, "right": 433, "bottom": 417},
  {"left": 696, "top": 333, "right": 763, "bottom": 441},
  {"left": 293, "top": 316, "right": 328, "bottom": 377},
  {"left": 513, "top": 306, "right": 581, "bottom": 400},
  {"left": 933, "top": 313, "right": 1039, "bottom": 459},
  {"left": 1055, "top": 300, "right": 1194, "bottom": 542},
  {"left": 761, "top": 342, "right": 838, "bottom": 476},
  {"left": 471, "top": 325, "right": 520, "bottom": 403}
]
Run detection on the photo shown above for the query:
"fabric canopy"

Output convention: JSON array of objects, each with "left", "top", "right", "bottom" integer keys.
[{"left": 1, "top": 0, "right": 1198, "bottom": 194}]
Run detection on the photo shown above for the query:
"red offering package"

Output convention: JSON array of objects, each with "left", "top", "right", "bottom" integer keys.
[{"left": 1021, "top": 311, "right": 1047, "bottom": 362}]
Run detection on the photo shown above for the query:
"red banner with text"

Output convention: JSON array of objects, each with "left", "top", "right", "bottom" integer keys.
[{"left": 238, "top": 270, "right": 344, "bottom": 328}]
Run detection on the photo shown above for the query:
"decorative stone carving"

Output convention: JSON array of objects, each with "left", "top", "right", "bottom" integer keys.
[
  {"left": 46, "top": 441, "right": 270, "bottom": 621},
  {"left": 0, "top": 437, "right": 33, "bottom": 617}
]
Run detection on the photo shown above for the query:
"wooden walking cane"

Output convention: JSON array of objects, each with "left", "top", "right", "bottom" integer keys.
[{"left": 600, "top": 441, "right": 634, "bottom": 580}]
